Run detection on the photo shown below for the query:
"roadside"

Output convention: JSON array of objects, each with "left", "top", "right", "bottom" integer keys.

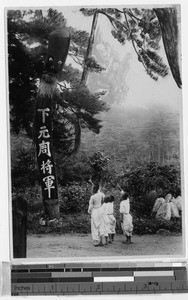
[{"left": 27, "top": 232, "right": 183, "bottom": 258}]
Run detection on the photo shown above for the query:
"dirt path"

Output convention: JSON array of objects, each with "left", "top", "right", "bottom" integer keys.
[{"left": 27, "top": 233, "right": 183, "bottom": 258}]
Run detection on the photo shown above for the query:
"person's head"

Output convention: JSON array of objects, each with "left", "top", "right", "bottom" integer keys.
[
  {"left": 92, "top": 184, "right": 99, "bottom": 194},
  {"left": 121, "top": 192, "right": 129, "bottom": 201},
  {"left": 165, "top": 193, "right": 172, "bottom": 202},
  {"left": 104, "top": 195, "right": 111, "bottom": 203},
  {"left": 110, "top": 195, "right": 115, "bottom": 203}
]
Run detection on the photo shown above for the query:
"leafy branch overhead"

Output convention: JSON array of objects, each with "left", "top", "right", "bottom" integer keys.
[{"left": 81, "top": 7, "right": 181, "bottom": 86}]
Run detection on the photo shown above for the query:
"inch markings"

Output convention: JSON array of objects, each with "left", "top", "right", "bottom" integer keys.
[{"left": 11, "top": 264, "right": 188, "bottom": 295}]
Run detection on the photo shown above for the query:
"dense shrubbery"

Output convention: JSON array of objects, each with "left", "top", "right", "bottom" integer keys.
[
  {"left": 121, "top": 162, "right": 181, "bottom": 198},
  {"left": 28, "top": 212, "right": 91, "bottom": 234},
  {"left": 25, "top": 183, "right": 182, "bottom": 235},
  {"left": 27, "top": 210, "right": 181, "bottom": 235},
  {"left": 132, "top": 216, "right": 182, "bottom": 235},
  {"left": 119, "top": 162, "right": 181, "bottom": 217},
  {"left": 59, "top": 183, "right": 91, "bottom": 213},
  {"left": 11, "top": 133, "right": 39, "bottom": 189},
  {"left": 12, "top": 139, "right": 182, "bottom": 236}
]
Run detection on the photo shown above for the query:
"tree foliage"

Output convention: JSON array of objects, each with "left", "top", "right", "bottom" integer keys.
[
  {"left": 89, "top": 151, "right": 109, "bottom": 185},
  {"left": 81, "top": 7, "right": 170, "bottom": 81},
  {"left": 11, "top": 133, "right": 38, "bottom": 189},
  {"left": 81, "top": 105, "right": 180, "bottom": 170},
  {"left": 8, "top": 8, "right": 109, "bottom": 153},
  {"left": 120, "top": 162, "right": 181, "bottom": 216}
]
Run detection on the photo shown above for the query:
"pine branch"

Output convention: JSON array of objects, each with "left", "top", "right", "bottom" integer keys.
[
  {"left": 98, "top": 8, "right": 149, "bottom": 74},
  {"left": 114, "top": 8, "right": 124, "bottom": 13},
  {"left": 109, "top": 18, "right": 119, "bottom": 31},
  {"left": 68, "top": 49, "right": 84, "bottom": 59},
  {"left": 127, "top": 9, "right": 141, "bottom": 22},
  {"left": 68, "top": 52, "right": 83, "bottom": 65},
  {"left": 123, "top": 9, "right": 168, "bottom": 78},
  {"left": 138, "top": 46, "right": 168, "bottom": 76},
  {"left": 57, "top": 82, "right": 71, "bottom": 92},
  {"left": 146, "top": 49, "right": 168, "bottom": 69},
  {"left": 123, "top": 9, "right": 148, "bottom": 72},
  {"left": 98, "top": 10, "right": 127, "bottom": 31}
]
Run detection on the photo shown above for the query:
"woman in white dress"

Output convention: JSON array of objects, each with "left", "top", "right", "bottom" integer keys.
[{"left": 88, "top": 184, "right": 105, "bottom": 246}]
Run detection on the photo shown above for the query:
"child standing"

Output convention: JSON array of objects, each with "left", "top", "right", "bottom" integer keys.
[
  {"left": 119, "top": 192, "right": 133, "bottom": 244},
  {"left": 108, "top": 195, "right": 116, "bottom": 243},
  {"left": 100, "top": 196, "right": 111, "bottom": 245}
]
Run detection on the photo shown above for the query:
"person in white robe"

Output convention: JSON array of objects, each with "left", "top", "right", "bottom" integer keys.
[
  {"left": 170, "top": 201, "right": 180, "bottom": 218},
  {"left": 88, "top": 184, "right": 105, "bottom": 246},
  {"left": 119, "top": 191, "right": 133, "bottom": 244},
  {"left": 100, "top": 195, "right": 116, "bottom": 244},
  {"left": 171, "top": 196, "right": 182, "bottom": 213},
  {"left": 108, "top": 195, "right": 116, "bottom": 242},
  {"left": 155, "top": 193, "right": 171, "bottom": 220},
  {"left": 153, "top": 193, "right": 181, "bottom": 220},
  {"left": 152, "top": 197, "right": 165, "bottom": 214},
  {"left": 100, "top": 196, "right": 111, "bottom": 245}
]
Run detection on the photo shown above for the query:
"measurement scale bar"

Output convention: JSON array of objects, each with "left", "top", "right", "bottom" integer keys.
[
  {"left": 134, "top": 271, "right": 174, "bottom": 276},
  {"left": 51, "top": 272, "right": 92, "bottom": 278},
  {"left": 11, "top": 263, "right": 188, "bottom": 295},
  {"left": 94, "top": 276, "right": 134, "bottom": 282}
]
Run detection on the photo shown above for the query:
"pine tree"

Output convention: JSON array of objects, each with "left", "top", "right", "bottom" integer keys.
[
  {"left": 8, "top": 8, "right": 109, "bottom": 219},
  {"left": 7, "top": 9, "right": 109, "bottom": 153}
]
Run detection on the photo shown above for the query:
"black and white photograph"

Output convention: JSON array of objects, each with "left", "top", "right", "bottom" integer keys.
[{"left": 6, "top": 4, "right": 184, "bottom": 259}]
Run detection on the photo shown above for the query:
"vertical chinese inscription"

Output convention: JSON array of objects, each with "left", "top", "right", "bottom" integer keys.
[{"left": 36, "top": 106, "right": 58, "bottom": 202}]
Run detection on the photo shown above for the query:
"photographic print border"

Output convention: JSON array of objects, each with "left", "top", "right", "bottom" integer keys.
[{"left": 1, "top": 0, "right": 188, "bottom": 267}]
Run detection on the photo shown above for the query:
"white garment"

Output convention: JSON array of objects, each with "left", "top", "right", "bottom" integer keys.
[
  {"left": 171, "top": 196, "right": 182, "bottom": 212},
  {"left": 152, "top": 198, "right": 165, "bottom": 213},
  {"left": 170, "top": 202, "right": 180, "bottom": 218},
  {"left": 156, "top": 202, "right": 171, "bottom": 220},
  {"left": 120, "top": 199, "right": 133, "bottom": 236},
  {"left": 88, "top": 191, "right": 105, "bottom": 241},
  {"left": 120, "top": 199, "right": 130, "bottom": 214},
  {"left": 100, "top": 202, "right": 116, "bottom": 236},
  {"left": 107, "top": 202, "right": 116, "bottom": 234},
  {"left": 154, "top": 197, "right": 181, "bottom": 220},
  {"left": 100, "top": 203, "right": 110, "bottom": 236},
  {"left": 121, "top": 214, "right": 133, "bottom": 236},
  {"left": 88, "top": 191, "right": 105, "bottom": 212}
]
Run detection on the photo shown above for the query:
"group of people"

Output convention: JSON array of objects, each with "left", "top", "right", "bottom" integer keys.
[
  {"left": 152, "top": 193, "right": 182, "bottom": 221},
  {"left": 88, "top": 184, "right": 133, "bottom": 247}
]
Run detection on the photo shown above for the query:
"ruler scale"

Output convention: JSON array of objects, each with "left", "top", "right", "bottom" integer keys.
[{"left": 11, "top": 262, "right": 188, "bottom": 295}]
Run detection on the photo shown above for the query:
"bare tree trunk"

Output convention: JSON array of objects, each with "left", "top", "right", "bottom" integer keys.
[
  {"left": 154, "top": 7, "right": 182, "bottom": 88},
  {"left": 81, "top": 11, "right": 99, "bottom": 84},
  {"left": 76, "top": 12, "right": 99, "bottom": 157}
]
